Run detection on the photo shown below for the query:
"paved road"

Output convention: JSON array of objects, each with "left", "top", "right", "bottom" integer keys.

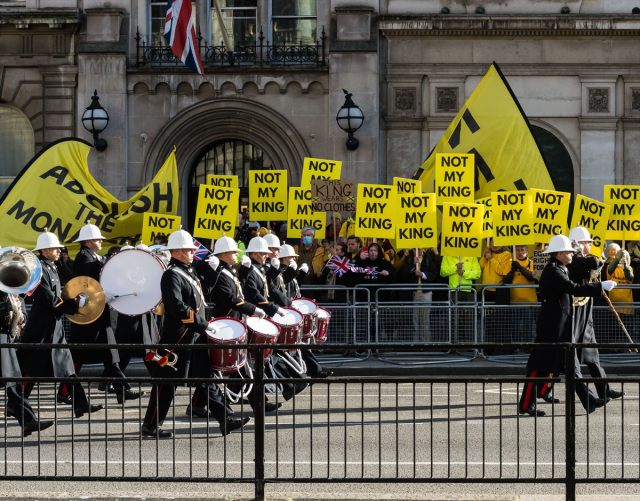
[{"left": 1, "top": 378, "right": 639, "bottom": 500}]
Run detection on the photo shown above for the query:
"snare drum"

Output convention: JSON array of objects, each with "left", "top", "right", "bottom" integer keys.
[
  {"left": 291, "top": 298, "right": 319, "bottom": 340},
  {"left": 316, "top": 307, "right": 331, "bottom": 343},
  {"left": 272, "top": 308, "right": 303, "bottom": 352},
  {"left": 246, "top": 316, "right": 280, "bottom": 361},
  {"left": 207, "top": 317, "right": 247, "bottom": 373}
]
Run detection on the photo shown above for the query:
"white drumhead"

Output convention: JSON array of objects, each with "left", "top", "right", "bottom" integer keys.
[
  {"left": 100, "top": 249, "right": 166, "bottom": 316},
  {"left": 292, "top": 298, "right": 317, "bottom": 314},
  {"left": 246, "top": 316, "right": 279, "bottom": 335},
  {"left": 273, "top": 308, "right": 303, "bottom": 326},
  {"left": 317, "top": 308, "right": 331, "bottom": 319},
  {"left": 210, "top": 318, "right": 246, "bottom": 340}
]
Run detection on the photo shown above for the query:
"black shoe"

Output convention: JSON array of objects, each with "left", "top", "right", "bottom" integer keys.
[
  {"left": 56, "top": 393, "right": 72, "bottom": 405},
  {"left": 282, "top": 388, "right": 295, "bottom": 401},
  {"left": 185, "top": 404, "right": 208, "bottom": 418},
  {"left": 537, "top": 392, "right": 560, "bottom": 404},
  {"left": 116, "top": 389, "right": 143, "bottom": 404},
  {"left": 315, "top": 371, "right": 333, "bottom": 378},
  {"left": 23, "top": 420, "right": 54, "bottom": 437},
  {"left": 519, "top": 405, "right": 546, "bottom": 417},
  {"left": 264, "top": 401, "right": 283, "bottom": 413},
  {"left": 141, "top": 423, "right": 172, "bottom": 438},
  {"left": 294, "top": 383, "right": 308, "bottom": 395},
  {"left": 220, "top": 416, "right": 250, "bottom": 436},
  {"left": 98, "top": 383, "right": 116, "bottom": 394},
  {"left": 75, "top": 404, "right": 104, "bottom": 418},
  {"left": 608, "top": 389, "right": 625, "bottom": 399}
]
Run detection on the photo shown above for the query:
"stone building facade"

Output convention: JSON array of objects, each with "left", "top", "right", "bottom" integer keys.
[{"left": 1, "top": 0, "right": 639, "bottom": 230}]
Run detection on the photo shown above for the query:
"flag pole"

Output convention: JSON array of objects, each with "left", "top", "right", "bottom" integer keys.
[{"left": 212, "top": 0, "right": 233, "bottom": 60}]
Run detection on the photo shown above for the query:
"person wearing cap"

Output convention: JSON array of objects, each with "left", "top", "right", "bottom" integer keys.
[
  {"left": 60, "top": 222, "right": 139, "bottom": 405},
  {"left": 19, "top": 230, "right": 103, "bottom": 421},
  {"left": 142, "top": 229, "right": 249, "bottom": 438},
  {"left": 338, "top": 212, "right": 356, "bottom": 240},
  {"left": 518, "top": 234, "right": 617, "bottom": 417},
  {"left": 568, "top": 227, "right": 624, "bottom": 400}
]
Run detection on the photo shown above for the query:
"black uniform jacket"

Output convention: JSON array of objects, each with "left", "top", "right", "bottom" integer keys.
[
  {"left": 567, "top": 254, "right": 602, "bottom": 364},
  {"left": 114, "top": 312, "right": 157, "bottom": 357},
  {"left": 527, "top": 258, "right": 602, "bottom": 375},
  {"left": 19, "top": 256, "right": 77, "bottom": 377},
  {"left": 0, "top": 297, "right": 27, "bottom": 384},
  {"left": 210, "top": 261, "right": 257, "bottom": 319},
  {"left": 242, "top": 259, "right": 280, "bottom": 317},
  {"left": 282, "top": 266, "right": 307, "bottom": 300},
  {"left": 265, "top": 264, "right": 291, "bottom": 307},
  {"left": 69, "top": 246, "right": 118, "bottom": 364}
]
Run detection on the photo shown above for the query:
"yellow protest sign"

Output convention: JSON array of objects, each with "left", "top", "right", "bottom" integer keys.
[
  {"left": 435, "top": 153, "right": 474, "bottom": 204},
  {"left": 491, "top": 191, "right": 534, "bottom": 246},
  {"left": 394, "top": 178, "right": 421, "bottom": 195},
  {"left": 300, "top": 157, "right": 342, "bottom": 188},
  {"left": 248, "top": 170, "right": 287, "bottom": 221},
  {"left": 475, "top": 196, "right": 493, "bottom": 239},
  {"left": 193, "top": 185, "right": 240, "bottom": 240},
  {"left": 207, "top": 175, "right": 238, "bottom": 189},
  {"left": 532, "top": 189, "right": 571, "bottom": 243},
  {"left": 604, "top": 185, "right": 640, "bottom": 240},
  {"left": 441, "top": 203, "right": 483, "bottom": 257},
  {"left": 570, "top": 195, "right": 611, "bottom": 256},
  {"left": 141, "top": 213, "right": 181, "bottom": 245},
  {"left": 355, "top": 184, "right": 396, "bottom": 239},
  {"left": 396, "top": 193, "right": 437, "bottom": 249},
  {"left": 0, "top": 138, "right": 178, "bottom": 257},
  {"left": 288, "top": 188, "right": 325, "bottom": 239}
]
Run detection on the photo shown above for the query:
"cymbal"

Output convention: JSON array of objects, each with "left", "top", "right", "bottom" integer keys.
[{"left": 61, "top": 276, "right": 105, "bottom": 325}]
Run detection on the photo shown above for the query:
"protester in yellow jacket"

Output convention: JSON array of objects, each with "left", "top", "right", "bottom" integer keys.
[
  {"left": 338, "top": 213, "right": 356, "bottom": 240},
  {"left": 479, "top": 245, "right": 512, "bottom": 295},
  {"left": 440, "top": 256, "right": 481, "bottom": 291},
  {"left": 605, "top": 244, "right": 634, "bottom": 315},
  {"left": 502, "top": 245, "right": 538, "bottom": 303}
]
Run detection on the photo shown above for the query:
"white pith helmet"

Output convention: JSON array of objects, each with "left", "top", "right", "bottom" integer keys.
[
  {"left": 74, "top": 222, "right": 106, "bottom": 242},
  {"left": 166, "top": 228, "right": 197, "bottom": 250},
  {"left": 263, "top": 234, "right": 280, "bottom": 248},
  {"left": 569, "top": 226, "right": 593, "bottom": 243},
  {"left": 246, "top": 236, "right": 269, "bottom": 253},
  {"left": 33, "top": 229, "right": 64, "bottom": 251},
  {"left": 214, "top": 236, "right": 239, "bottom": 255},
  {"left": 135, "top": 244, "right": 150, "bottom": 251},
  {"left": 543, "top": 235, "right": 575, "bottom": 254},
  {"left": 279, "top": 244, "right": 298, "bottom": 258},
  {"left": 120, "top": 242, "right": 134, "bottom": 251}
]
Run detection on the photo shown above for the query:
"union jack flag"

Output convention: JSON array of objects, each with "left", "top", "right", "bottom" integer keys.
[
  {"left": 326, "top": 255, "right": 354, "bottom": 277},
  {"left": 164, "top": 0, "right": 204, "bottom": 75},
  {"left": 352, "top": 266, "right": 378, "bottom": 276},
  {"left": 192, "top": 239, "right": 209, "bottom": 261}
]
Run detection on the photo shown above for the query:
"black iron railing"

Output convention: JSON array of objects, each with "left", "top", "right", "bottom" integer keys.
[{"left": 134, "top": 26, "right": 326, "bottom": 68}]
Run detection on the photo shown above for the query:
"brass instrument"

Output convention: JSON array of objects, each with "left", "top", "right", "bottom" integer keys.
[{"left": 61, "top": 276, "right": 106, "bottom": 324}]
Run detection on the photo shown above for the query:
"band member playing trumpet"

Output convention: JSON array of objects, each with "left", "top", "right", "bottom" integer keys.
[{"left": 142, "top": 229, "right": 249, "bottom": 438}]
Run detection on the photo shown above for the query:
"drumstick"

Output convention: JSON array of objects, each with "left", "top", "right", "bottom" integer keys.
[
  {"left": 602, "top": 290, "right": 638, "bottom": 353},
  {"left": 113, "top": 292, "right": 138, "bottom": 298}
]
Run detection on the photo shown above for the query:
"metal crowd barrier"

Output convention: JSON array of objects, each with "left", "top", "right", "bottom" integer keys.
[{"left": 0, "top": 341, "right": 636, "bottom": 501}]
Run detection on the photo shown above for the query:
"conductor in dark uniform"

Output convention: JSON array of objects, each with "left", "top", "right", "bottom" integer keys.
[
  {"left": 519, "top": 235, "right": 617, "bottom": 416},
  {"left": 19, "top": 230, "right": 102, "bottom": 418},
  {"left": 142, "top": 229, "right": 249, "bottom": 438}
]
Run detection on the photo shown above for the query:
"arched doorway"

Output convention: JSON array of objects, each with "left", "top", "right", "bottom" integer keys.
[
  {"left": 188, "top": 139, "right": 274, "bottom": 229},
  {"left": 530, "top": 125, "right": 575, "bottom": 198}
]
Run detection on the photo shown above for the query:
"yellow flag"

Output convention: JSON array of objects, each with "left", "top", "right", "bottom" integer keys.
[
  {"left": 413, "top": 63, "right": 555, "bottom": 198},
  {"left": 570, "top": 195, "right": 611, "bottom": 256},
  {"left": 0, "top": 138, "right": 178, "bottom": 256}
]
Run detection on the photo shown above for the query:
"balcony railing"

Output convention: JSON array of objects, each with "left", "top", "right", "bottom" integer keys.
[{"left": 135, "top": 26, "right": 326, "bottom": 69}]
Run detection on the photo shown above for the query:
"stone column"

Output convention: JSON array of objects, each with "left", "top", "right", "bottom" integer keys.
[{"left": 38, "top": 65, "right": 78, "bottom": 145}]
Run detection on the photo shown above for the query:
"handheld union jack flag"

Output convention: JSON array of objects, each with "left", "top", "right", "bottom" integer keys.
[
  {"left": 192, "top": 239, "right": 209, "bottom": 261},
  {"left": 326, "top": 255, "right": 354, "bottom": 277},
  {"left": 164, "top": 0, "right": 204, "bottom": 75}
]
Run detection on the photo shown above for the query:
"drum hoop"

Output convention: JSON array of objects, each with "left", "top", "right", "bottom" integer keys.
[
  {"left": 246, "top": 316, "right": 280, "bottom": 337},
  {"left": 292, "top": 297, "right": 319, "bottom": 313},
  {"left": 209, "top": 316, "right": 248, "bottom": 343},
  {"left": 272, "top": 307, "right": 303, "bottom": 326}
]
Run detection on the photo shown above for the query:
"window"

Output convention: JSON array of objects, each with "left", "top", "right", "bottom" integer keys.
[
  {"left": 272, "top": 0, "right": 316, "bottom": 45},
  {"left": 211, "top": 0, "right": 257, "bottom": 48},
  {"left": 0, "top": 106, "right": 34, "bottom": 197},
  {"left": 150, "top": 1, "right": 196, "bottom": 46}
]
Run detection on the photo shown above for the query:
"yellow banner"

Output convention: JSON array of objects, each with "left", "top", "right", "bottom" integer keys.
[
  {"left": 435, "top": 153, "right": 474, "bottom": 205},
  {"left": 300, "top": 157, "right": 342, "bottom": 188},
  {"left": 396, "top": 193, "right": 437, "bottom": 249},
  {"left": 288, "top": 188, "right": 325, "bottom": 239},
  {"left": 394, "top": 178, "right": 421, "bottom": 195},
  {"left": 531, "top": 189, "right": 571, "bottom": 243},
  {"left": 604, "top": 185, "right": 640, "bottom": 240},
  {"left": 441, "top": 202, "right": 483, "bottom": 258},
  {"left": 570, "top": 195, "right": 611, "bottom": 256},
  {"left": 193, "top": 185, "right": 239, "bottom": 240},
  {"left": 355, "top": 184, "right": 396, "bottom": 240},
  {"left": 491, "top": 191, "right": 534, "bottom": 246},
  {"left": 475, "top": 196, "right": 493, "bottom": 239},
  {"left": 141, "top": 212, "right": 181, "bottom": 245},
  {"left": 0, "top": 138, "right": 178, "bottom": 256},
  {"left": 248, "top": 170, "right": 287, "bottom": 221}
]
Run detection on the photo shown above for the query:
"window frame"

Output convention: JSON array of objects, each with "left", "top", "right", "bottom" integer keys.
[
  {"left": 269, "top": 0, "right": 317, "bottom": 45},
  {"left": 149, "top": 0, "right": 197, "bottom": 46},
  {"left": 210, "top": 0, "right": 259, "bottom": 48}
]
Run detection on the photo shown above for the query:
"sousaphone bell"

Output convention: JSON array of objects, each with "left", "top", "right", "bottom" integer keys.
[
  {"left": 0, "top": 246, "right": 42, "bottom": 294},
  {"left": 61, "top": 276, "right": 106, "bottom": 325}
]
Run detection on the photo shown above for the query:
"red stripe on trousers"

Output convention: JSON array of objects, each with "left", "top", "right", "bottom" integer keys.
[
  {"left": 23, "top": 374, "right": 30, "bottom": 391},
  {"left": 149, "top": 386, "right": 163, "bottom": 427},
  {"left": 522, "top": 370, "right": 537, "bottom": 410}
]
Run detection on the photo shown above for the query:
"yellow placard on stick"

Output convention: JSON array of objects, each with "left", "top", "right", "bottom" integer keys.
[
  {"left": 207, "top": 175, "right": 238, "bottom": 189},
  {"left": 300, "top": 157, "right": 342, "bottom": 188},
  {"left": 394, "top": 178, "right": 421, "bottom": 195},
  {"left": 435, "top": 153, "right": 474, "bottom": 205},
  {"left": 604, "top": 185, "right": 640, "bottom": 240},
  {"left": 193, "top": 185, "right": 240, "bottom": 240},
  {"left": 396, "top": 193, "right": 437, "bottom": 249},
  {"left": 441, "top": 203, "right": 483, "bottom": 257},
  {"left": 491, "top": 191, "right": 534, "bottom": 246},
  {"left": 475, "top": 196, "right": 493, "bottom": 239},
  {"left": 140, "top": 212, "right": 181, "bottom": 245},
  {"left": 532, "top": 189, "right": 571, "bottom": 243},
  {"left": 570, "top": 195, "right": 610, "bottom": 256},
  {"left": 288, "top": 188, "right": 325, "bottom": 239},
  {"left": 355, "top": 184, "right": 396, "bottom": 239},
  {"left": 248, "top": 170, "right": 287, "bottom": 221}
]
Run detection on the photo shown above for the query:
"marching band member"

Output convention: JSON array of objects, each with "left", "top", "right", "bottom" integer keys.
[
  {"left": 142, "top": 229, "right": 249, "bottom": 438},
  {"left": 19, "top": 230, "right": 103, "bottom": 419}
]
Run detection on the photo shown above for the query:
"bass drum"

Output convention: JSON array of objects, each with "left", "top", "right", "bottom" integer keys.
[{"left": 100, "top": 248, "right": 166, "bottom": 316}]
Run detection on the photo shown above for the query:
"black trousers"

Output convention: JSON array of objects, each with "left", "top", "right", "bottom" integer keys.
[
  {"left": 188, "top": 383, "right": 233, "bottom": 422},
  {"left": 5, "top": 383, "right": 36, "bottom": 424},
  {"left": 519, "top": 365, "right": 598, "bottom": 412},
  {"left": 26, "top": 376, "right": 88, "bottom": 410},
  {"left": 301, "top": 349, "right": 322, "bottom": 376},
  {"left": 59, "top": 362, "right": 128, "bottom": 396},
  {"left": 584, "top": 361, "right": 610, "bottom": 399}
]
